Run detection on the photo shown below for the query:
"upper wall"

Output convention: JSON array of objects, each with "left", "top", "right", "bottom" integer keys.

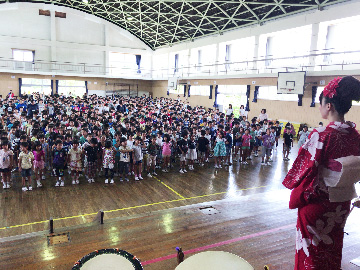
[
  {"left": 0, "top": 3, "right": 151, "bottom": 66},
  {"left": 153, "top": 0, "right": 360, "bottom": 55}
]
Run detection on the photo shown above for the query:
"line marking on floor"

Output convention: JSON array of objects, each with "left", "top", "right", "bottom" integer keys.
[
  {"left": 153, "top": 176, "right": 185, "bottom": 199},
  {"left": 141, "top": 223, "right": 295, "bottom": 266},
  {"left": 0, "top": 185, "right": 266, "bottom": 231}
]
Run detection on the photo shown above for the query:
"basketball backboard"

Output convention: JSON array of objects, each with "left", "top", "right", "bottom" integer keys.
[{"left": 277, "top": 71, "right": 306, "bottom": 95}]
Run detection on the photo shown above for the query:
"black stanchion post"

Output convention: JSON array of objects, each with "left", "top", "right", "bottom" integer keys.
[
  {"left": 100, "top": 211, "right": 104, "bottom": 224},
  {"left": 49, "top": 218, "right": 54, "bottom": 234}
]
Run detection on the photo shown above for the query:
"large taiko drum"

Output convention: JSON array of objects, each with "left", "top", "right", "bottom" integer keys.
[
  {"left": 175, "top": 251, "right": 254, "bottom": 270},
  {"left": 72, "top": 249, "right": 143, "bottom": 270}
]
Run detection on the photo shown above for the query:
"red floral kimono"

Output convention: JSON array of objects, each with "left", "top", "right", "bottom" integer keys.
[{"left": 283, "top": 122, "right": 360, "bottom": 270}]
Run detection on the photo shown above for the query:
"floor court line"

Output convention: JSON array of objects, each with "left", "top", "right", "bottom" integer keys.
[
  {"left": 153, "top": 176, "right": 185, "bottom": 199},
  {"left": 141, "top": 223, "right": 295, "bottom": 266},
  {"left": 0, "top": 185, "right": 267, "bottom": 231}
]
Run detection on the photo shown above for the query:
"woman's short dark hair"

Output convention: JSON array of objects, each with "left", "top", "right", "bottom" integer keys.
[
  {"left": 261, "top": 109, "right": 266, "bottom": 113},
  {"left": 319, "top": 76, "right": 360, "bottom": 115}
]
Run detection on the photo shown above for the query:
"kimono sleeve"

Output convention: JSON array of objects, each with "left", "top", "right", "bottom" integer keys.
[{"left": 282, "top": 129, "right": 326, "bottom": 209}]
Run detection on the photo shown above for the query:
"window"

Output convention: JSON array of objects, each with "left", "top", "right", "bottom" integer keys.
[
  {"left": 21, "top": 78, "right": 51, "bottom": 95},
  {"left": 258, "top": 86, "right": 298, "bottom": 101},
  {"left": 109, "top": 52, "right": 138, "bottom": 76},
  {"left": 197, "top": 50, "right": 202, "bottom": 71},
  {"left": 58, "top": 80, "right": 86, "bottom": 97},
  {"left": 13, "top": 49, "right": 34, "bottom": 62},
  {"left": 191, "top": 85, "right": 209, "bottom": 96}
]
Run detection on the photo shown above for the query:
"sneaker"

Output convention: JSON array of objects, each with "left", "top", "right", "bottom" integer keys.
[
  {"left": 152, "top": 172, "right": 158, "bottom": 176},
  {"left": 214, "top": 165, "right": 219, "bottom": 169},
  {"left": 60, "top": 181, "right": 64, "bottom": 187},
  {"left": 105, "top": 179, "right": 109, "bottom": 184},
  {"left": 110, "top": 179, "right": 114, "bottom": 184},
  {"left": 255, "top": 154, "right": 258, "bottom": 157},
  {"left": 88, "top": 179, "right": 92, "bottom": 183},
  {"left": 206, "top": 159, "right": 209, "bottom": 163},
  {"left": 128, "top": 172, "right": 132, "bottom": 176},
  {"left": 55, "top": 181, "right": 60, "bottom": 187},
  {"left": 266, "top": 162, "right": 272, "bottom": 166},
  {"left": 5, "top": 183, "right": 10, "bottom": 189},
  {"left": 244, "top": 161, "right": 249, "bottom": 165},
  {"left": 120, "top": 178, "right": 124, "bottom": 182},
  {"left": 131, "top": 171, "right": 135, "bottom": 175},
  {"left": 286, "top": 157, "right": 290, "bottom": 161},
  {"left": 179, "top": 169, "right": 184, "bottom": 174},
  {"left": 37, "top": 181, "right": 42, "bottom": 188},
  {"left": 147, "top": 173, "right": 152, "bottom": 178},
  {"left": 261, "top": 162, "right": 265, "bottom": 165},
  {"left": 138, "top": 175, "right": 143, "bottom": 180},
  {"left": 22, "top": 186, "right": 28, "bottom": 192},
  {"left": 42, "top": 175, "right": 46, "bottom": 180},
  {"left": 183, "top": 169, "right": 187, "bottom": 173},
  {"left": 125, "top": 178, "right": 130, "bottom": 182},
  {"left": 2, "top": 182, "right": 6, "bottom": 189},
  {"left": 218, "top": 165, "right": 222, "bottom": 168},
  {"left": 72, "top": 180, "right": 76, "bottom": 185},
  {"left": 76, "top": 180, "right": 79, "bottom": 184},
  {"left": 28, "top": 186, "right": 33, "bottom": 191},
  {"left": 91, "top": 179, "right": 95, "bottom": 183},
  {"left": 135, "top": 176, "right": 139, "bottom": 181},
  {"left": 162, "top": 169, "right": 167, "bottom": 173},
  {"left": 247, "top": 157, "right": 252, "bottom": 160}
]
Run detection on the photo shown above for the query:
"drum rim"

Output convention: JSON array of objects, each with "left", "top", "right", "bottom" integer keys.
[{"left": 72, "top": 248, "right": 143, "bottom": 270}]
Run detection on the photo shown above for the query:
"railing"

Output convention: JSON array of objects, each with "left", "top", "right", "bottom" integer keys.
[{"left": 1, "top": 48, "right": 360, "bottom": 79}]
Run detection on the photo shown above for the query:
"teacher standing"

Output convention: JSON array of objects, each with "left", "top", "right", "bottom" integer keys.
[{"left": 283, "top": 76, "right": 360, "bottom": 270}]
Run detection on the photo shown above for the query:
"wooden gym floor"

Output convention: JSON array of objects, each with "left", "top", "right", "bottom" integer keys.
[{"left": 0, "top": 143, "right": 359, "bottom": 269}]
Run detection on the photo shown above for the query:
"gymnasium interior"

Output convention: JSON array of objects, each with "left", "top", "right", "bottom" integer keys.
[{"left": 0, "top": 0, "right": 360, "bottom": 269}]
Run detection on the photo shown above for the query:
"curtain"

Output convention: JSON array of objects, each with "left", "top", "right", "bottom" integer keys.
[
  {"left": 311, "top": 86, "right": 318, "bottom": 107},
  {"left": 252, "top": 86, "right": 259, "bottom": 103},
  {"left": 183, "top": 84, "right": 186, "bottom": 97},
  {"left": 188, "top": 85, "right": 191, "bottom": 97},
  {"left": 245, "top": 85, "right": 250, "bottom": 111},
  {"left": 167, "top": 88, "right": 169, "bottom": 96},
  {"left": 55, "top": 80, "right": 59, "bottom": 95},
  {"left": 214, "top": 85, "right": 218, "bottom": 108},
  {"left": 18, "top": 78, "right": 22, "bottom": 97},
  {"left": 298, "top": 94, "right": 303, "bottom": 106},
  {"left": 51, "top": 80, "right": 54, "bottom": 96},
  {"left": 174, "top": 54, "right": 179, "bottom": 74},
  {"left": 135, "top": 55, "right": 141, "bottom": 74},
  {"left": 85, "top": 81, "right": 88, "bottom": 96},
  {"left": 209, "top": 85, "right": 213, "bottom": 99}
]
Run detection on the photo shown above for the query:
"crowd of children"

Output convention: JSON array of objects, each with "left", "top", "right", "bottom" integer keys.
[{"left": 0, "top": 93, "right": 298, "bottom": 191}]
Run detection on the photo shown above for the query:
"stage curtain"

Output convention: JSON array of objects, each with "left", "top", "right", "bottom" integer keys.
[
  {"left": 135, "top": 55, "right": 141, "bottom": 74},
  {"left": 183, "top": 84, "right": 186, "bottom": 97},
  {"left": 245, "top": 85, "right": 250, "bottom": 111},
  {"left": 18, "top": 78, "right": 22, "bottom": 97},
  {"left": 214, "top": 85, "right": 219, "bottom": 108},
  {"left": 252, "top": 85, "right": 259, "bottom": 103},
  {"left": 298, "top": 94, "right": 303, "bottom": 106},
  {"left": 209, "top": 85, "right": 213, "bottom": 99},
  {"left": 311, "top": 86, "right": 318, "bottom": 107},
  {"left": 188, "top": 85, "right": 191, "bottom": 97}
]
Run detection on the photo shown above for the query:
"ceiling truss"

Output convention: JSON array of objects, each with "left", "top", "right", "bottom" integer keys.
[{"left": 3, "top": 0, "right": 350, "bottom": 49}]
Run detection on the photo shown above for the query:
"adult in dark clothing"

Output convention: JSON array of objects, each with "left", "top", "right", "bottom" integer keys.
[{"left": 27, "top": 99, "right": 39, "bottom": 117}]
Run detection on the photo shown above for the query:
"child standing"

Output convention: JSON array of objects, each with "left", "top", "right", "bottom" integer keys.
[
  {"left": 178, "top": 132, "right": 188, "bottom": 174},
  {"left": 241, "top": 129, "right": 251, "bottom": 164},
  {"left": 52, "top": 140, "right": 67, "bottom": 187},
  {"left": 146, "top": 135, "right": 158, "bottom": 177},
  {"left": 283, "top": 127, "right": 294, "bottom": 161},
  {"left": 261, "top": 129, "right": 273, "bottom": 165},
  {"left": 197, "top": 130, "right": 209, "bottom": 166},
  {"left": 119, "top": 137, "right": 132, "bottom": 181},
  {"left": 19, "top": 142, "right": 34, "bottom": 191},
  {"left": 298, "top": 125, "right": 310, "bottom": 148},
  {"left": 68, "top": 140, "right": 82, "bottom": 185},
  {"left": 103, "top": 140, "right": 115, "bottom": 184},
  {"left": 84, "top": 138, "right": 99, "bottom": 183},
  {"left": 33, "top": 141, "right": 45, "bottom": 188},
  {"left": 186, "top": 134, "right": 197, "bottom": 171},
  {"left": 161, "top": 134, "right": 171, "bottom": 173},
  {"left": 133, "top": 137, "right": 144, "bottom": 180},
  {"left": 0, "top": 140, "right": 14, "bottom": 189},
  {"left": 224, "top": 126, "right": 232, "bottom": 166},
  {"left": 213, "top": 132, "right": 226, "bottom": 168}
]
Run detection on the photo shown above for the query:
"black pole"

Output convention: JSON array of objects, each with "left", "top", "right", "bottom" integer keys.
[
  {"left": 49, "top": 218, "right": 54, "bottom": 234},
  {"left": 100, "top": 211, "right": 104, "bottom": 224}
]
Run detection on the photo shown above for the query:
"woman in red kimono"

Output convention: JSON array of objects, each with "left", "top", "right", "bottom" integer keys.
[{"left": 283, "top": 76, "right": 360, "bottom": 270}]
